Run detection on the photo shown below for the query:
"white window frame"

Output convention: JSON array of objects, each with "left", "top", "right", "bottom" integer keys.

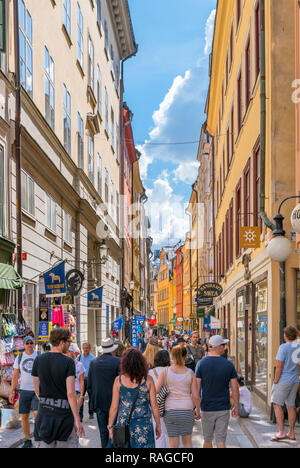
[
  {"left": 64, "top": 211, "right": 72, "bottom": 245},
  {"left": 77, "top": 3, "right": 84, "bottom": 69},
  {"left": 46, "top": 195, "right": 56, "bottom": 232},
  {"left": 77, "top": 112, "right": 84, "bottom": 169},
  {"left": 104, "top": 87, "right": 109, "bottom": 134},
  {"left": 63, "top": 83, "right": 71, "bottom": 154},
  {"left": 88, "top": 132, "right": 94, "bottom": 184},
  {"left": 97, "top": 153, "right": 102, "bottom": 197},
  {"left": 44, "top": 46, "right": 55, "bottom": 130},
  {"left": 19, "top": 0, "right": 33, "bottom": 97},
  {"left": 88, "top": 35, "right": 94, "bottom": 92},
  {"left": 21, "top": 170, "right": 35, "bottom": 217},
  {"left": 63, "top": 0, "right": 71, "bottom": 38}
]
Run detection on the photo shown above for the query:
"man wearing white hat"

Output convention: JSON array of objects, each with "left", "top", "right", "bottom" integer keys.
[
  {"left": 87, "top": 338, "right": 120, "bottom": 448},
  {"left": 195, "top": 335, "right": 240, "bottom": 449}
]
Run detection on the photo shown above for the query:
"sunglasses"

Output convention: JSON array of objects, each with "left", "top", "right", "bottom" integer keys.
[{"left": 25, "top": 342, "right": 34, "bottom": 345}]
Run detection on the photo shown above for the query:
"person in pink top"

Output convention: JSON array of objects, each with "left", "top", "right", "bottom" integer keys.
[{"left": 156, "top": 346, "right": 200, "bottom": 448}]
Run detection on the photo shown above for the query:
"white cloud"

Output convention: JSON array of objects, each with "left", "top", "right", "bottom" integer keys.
[
  {"left": 204, "top": 9, "right": 216, "bottom": 56},
  {"left": 173, "top": 162, "right": 199, "bottom": 185}
]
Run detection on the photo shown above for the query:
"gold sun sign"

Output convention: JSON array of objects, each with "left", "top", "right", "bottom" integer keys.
[{"left": 240, "top": 227, "right": 261, "bottom": 249}]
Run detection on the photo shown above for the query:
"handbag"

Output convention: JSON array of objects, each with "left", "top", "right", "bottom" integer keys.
[
  {"left": 156, "top": 368, "right": 169, "bottom": 417},
  {"left": 112, "top": 383, "right": 140, "bottom": 449}
]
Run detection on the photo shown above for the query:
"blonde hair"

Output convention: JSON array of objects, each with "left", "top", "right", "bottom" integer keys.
[
  {"left": 143, "top": 343, "right": 159, "bottom": 369},
  {"left": 172, "top": 345, "right": 186, "bottom": 367}
]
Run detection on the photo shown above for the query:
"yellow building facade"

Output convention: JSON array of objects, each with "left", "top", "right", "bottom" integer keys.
[
  {"left": 157, "top": 249, "right": 170, "bottom": 333},
  {"left": 206, "top": 0, "right": 298, "bottom": 412}
]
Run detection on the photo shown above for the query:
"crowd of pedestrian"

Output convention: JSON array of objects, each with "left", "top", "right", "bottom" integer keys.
[{"left": 8, "top": 325, "right": 299, "bottom": 449}]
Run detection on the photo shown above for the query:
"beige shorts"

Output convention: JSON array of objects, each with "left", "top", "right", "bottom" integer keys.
[
  {"left": 35, "top": 428, "right": 79, "bottom": 449},
  {"left": 271, "top": 383, "right": 299, "bottom": 408},
  {"left": 201, "top": 410, "right": 230, "bottom": 444}
]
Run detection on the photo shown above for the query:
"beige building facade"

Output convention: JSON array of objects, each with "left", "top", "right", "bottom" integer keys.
[{"left": 3, "top": 0, "right": 137, "bottom": 350}]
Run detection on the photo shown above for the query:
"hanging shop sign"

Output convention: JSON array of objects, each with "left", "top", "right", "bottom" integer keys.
[
  {"left": 170, "top": 318, "right": 177, "bottom": 324},
  {"left": 38, "top": 322, "right": 50, "bottom": 342},
  {"left": 135, "top": 315, "right": 146, "bottom": 324},
  {"left": 197, "top": 282, "right": 223, "bottom": 298},
  {"left": 113, "top": 316, "right": 124, "bottom": 331},
  {"left": 131, "top": 319, "right": 138, "bottom": 348},
  {"left": 196, "top": 296, "right": 213, "bottom": 306},
  {"left": 239, "top": 226, "right": 261, "bottom": 249},
  {"left": 87, "top": 286, "right": 103, "bottom": 308},
  {"left": 66, "top": 269, "right": 84, "bottom": 297},
  {"left": 44, "top": 262, "right": 66, "bottom": 297},
  {"left": 196, "top": 308, "right": 205, "bottom": 319},
  {"left": 291, "top": 203, "right": 300, "bottom": 234},
  {"left": 177, "top": 317, "right": 183, "bottom": 323}
]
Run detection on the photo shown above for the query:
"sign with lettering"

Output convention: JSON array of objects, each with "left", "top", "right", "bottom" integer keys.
[
  {"left": 87, "top": 286, "right": 103, "bottom": 308},
  {"left": 291, "top": 203, "right": 300, "bottom": 234},
  {"left": 44, "top": 262, "right": 66, "bottom": 297},
  {"left": 197, "top": 283, "right": 223, "bottom": 298}
]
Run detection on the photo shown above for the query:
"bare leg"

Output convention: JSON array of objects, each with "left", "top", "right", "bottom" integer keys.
[
  {"left": 181, "top": 434, "right": 193, "bottom": 448},
  {"left": 21, "top": 414, "right": 31, "bottom": 440},
  {"left": 286, "top": 406, "right": 297, "bottom": 440},
  {"left": 203, "top": 440, "right": 213, "bottom": 448},
  {"left": 273, "top": 404, "right": 287, "bottom": 438},
  {"left": 169, "top": 436, "right": 180, "bottom": 448}
]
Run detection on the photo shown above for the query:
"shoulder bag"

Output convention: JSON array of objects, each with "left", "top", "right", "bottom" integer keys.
[
  {"left": 112, "top": 382, "right": 140, "bottom": 449},
  {"left": 156, "top": 368, "right": 169, "bottom": 417}
]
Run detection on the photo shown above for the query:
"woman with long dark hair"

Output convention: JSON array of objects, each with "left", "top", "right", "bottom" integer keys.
[{"left": 108, "top": 348, "right": 161, "bottom": 448}]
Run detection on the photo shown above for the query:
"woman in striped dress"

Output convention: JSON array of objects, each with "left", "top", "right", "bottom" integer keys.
[{"left": 156, "top": 346, "right": 201, "bottom": 449}]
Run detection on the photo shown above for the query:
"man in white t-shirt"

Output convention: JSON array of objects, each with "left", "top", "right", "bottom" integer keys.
[{"left": 9, "top": 336, "right": 40, "bottom": 448}]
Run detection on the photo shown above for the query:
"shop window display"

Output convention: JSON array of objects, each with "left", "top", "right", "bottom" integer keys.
[
  {"left": 237, "top": 294, "right": 245, "bottom": 377},
  {"left": 255, "top": 280, "right": 268, "bottom": 395}
]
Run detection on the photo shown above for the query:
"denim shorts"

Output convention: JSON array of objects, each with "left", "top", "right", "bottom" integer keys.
[{"left": 19, "top": 390, "right": 39, "bottom": 415}]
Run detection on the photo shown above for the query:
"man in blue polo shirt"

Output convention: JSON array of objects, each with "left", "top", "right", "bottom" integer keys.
[
  {"left": 77, "top": 342, "right": 95, "bottom": 422},
  {"left": 195, "top": 335, "right": 239, "bottom": 448}
]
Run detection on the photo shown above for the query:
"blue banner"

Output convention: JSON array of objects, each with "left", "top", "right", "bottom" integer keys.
[
  {"left": 131, "top": 319, "right": 138, "bottom": 348},
  {"left": 38, "top": 322, "right": 50, "bottom": 341},
  {"left": 113, "top": 316, "right": 124, "bottom": 331},
  {"left": 87, "top": 286, "right": 103, "bottom": 308},
  {"left": 135, "top": 315, "right": 146, "bottom": 324},
  {"left": 44, "top": 262, "right": 66, "bottom": 296}
]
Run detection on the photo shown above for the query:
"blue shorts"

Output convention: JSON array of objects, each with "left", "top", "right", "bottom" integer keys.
[{"left": 19, "top": 390, "right": 39, "bottom": 414}]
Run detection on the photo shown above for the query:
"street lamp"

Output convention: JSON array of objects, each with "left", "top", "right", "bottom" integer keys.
[
  {"left": 267, "top": 195, "right": 300, "bottom": 342},
  {"left": 98, "top": 240, "right": 109, "bottom": 264}
]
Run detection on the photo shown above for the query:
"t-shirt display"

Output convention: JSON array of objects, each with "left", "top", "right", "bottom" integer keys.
[{"left": 195, "top": 356, "right": 238, "bottom": 412}]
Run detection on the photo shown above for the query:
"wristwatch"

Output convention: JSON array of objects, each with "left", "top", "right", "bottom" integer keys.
[{"left": 107, "top": 425, "right": 114, "bottom": 430}]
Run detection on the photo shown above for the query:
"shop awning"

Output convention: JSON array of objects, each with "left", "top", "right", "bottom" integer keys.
[{"left": 0, "top": 263, "right": 24, "bottom": 290}]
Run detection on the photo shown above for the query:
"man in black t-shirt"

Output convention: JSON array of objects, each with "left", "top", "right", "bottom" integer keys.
[{"left": 32, "top": 329, "right": 85, "bottom": 448}]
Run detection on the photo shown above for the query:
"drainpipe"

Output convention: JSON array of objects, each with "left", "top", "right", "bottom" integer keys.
[
  {"left": 13, "top": 0, "right": 23, "bottom": 321},
  {"left": 259, "top": 0, "right": 275, "bottom": 231}
]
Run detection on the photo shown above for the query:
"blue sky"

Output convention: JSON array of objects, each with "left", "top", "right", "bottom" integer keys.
[{"left": 125, "top": 0, "right": 217, "bottom": 249}]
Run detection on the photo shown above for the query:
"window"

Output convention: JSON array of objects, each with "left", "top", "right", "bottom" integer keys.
[
  {"left": 77, "top": 4, "right": 84, "bottom": 69},
  {"left": 245, "top": 36, "right": 251, "bottom": 111},
  {"left": 0, "top": 146, "right": 4, "bottom": 235},
  {"left": 21, "top": 170, "right": 35, "bottom": 216},
  {"left": 46, "top": 195, "right": 56, "bottom": 232},
  {"left": 44, "top": 47, "right": 55, "bottom": 130},
  {"left": 111, "top": 108, "right": 114, "bottom": 148},
  {"left": 236, "top": 0, "right": 242, "bottom": 30},
  {"left": 19, "top": 0, "right": 33, "bottom": 97},
  {"left": 244, "top": 162, "right": 250, "bottom": 226},
  {"left": 64, "top": 211, "right": 72, "bottom": 245},
  {"left": 97, "top": 153, "right": 102, "bottom": 196},
  {"left": 104, "top": 20, "right": 108, "bottom": 51},
  {"left": 237, "top": 70, "right": 242, "bottom": 135},
  {"left": 253, "top": 143, "right": 261, "bottom": 228},
  {"left": 229, "top": 24, "right": 234, "bottom": 70},
  {"left": 88, "top": 36, "right": 94, "bottom": 92},
  {"left": 97, "top": 0, "right": 101, "bottom": 26},
  {"left": 63, "top": 0, "right": 71, "bottom": 38},
  {"left": 230, "top": 106, "right": 234, "bottom": 162},
  {"left": 77, "top": 112, "right": 84, "bottom": 169},
  {"left": 235, "top": 181, "right": 241, "bottom": 257},
  {"left": 110, "top": 44, "right": 114, "bottom": 77},
  {"left": 104, "top": 87, "right": 109, "bottom": 134},
  {"left": 229, "top": 199, "right": 234, "bottom": 266},
  {"left": 115, "top": 63, "right": 120, "bottom": 90},
  {"left": 254, "top": 2, "right": 260, "bottom": 82},
  {"left": 111, "top": 180, "right": 114, "bottom": 219},
  {"left": 97, "top": 65, "right": 102, "bottom": 117},
  {"left": 63, "top": 84, "right": 71, "bottom": 154},
  {"left": 116, "top": 123, "right": 120, "bottom": 163},
  {"left": 88, "top": 132, "right": 94, "bottom": 183},
  {"left": 116, "top": 191, "right": 119, "bottom": 228},
  {"left": 105, "top": 168, "right": 109, "bottom": 204},
  {"left": 226, "top": 126, "right": 230, "bottom": 174}
]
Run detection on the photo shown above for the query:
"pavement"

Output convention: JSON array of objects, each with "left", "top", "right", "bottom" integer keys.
[{"left": 1, "top": 402, "right": 300, "bottom": 449}]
